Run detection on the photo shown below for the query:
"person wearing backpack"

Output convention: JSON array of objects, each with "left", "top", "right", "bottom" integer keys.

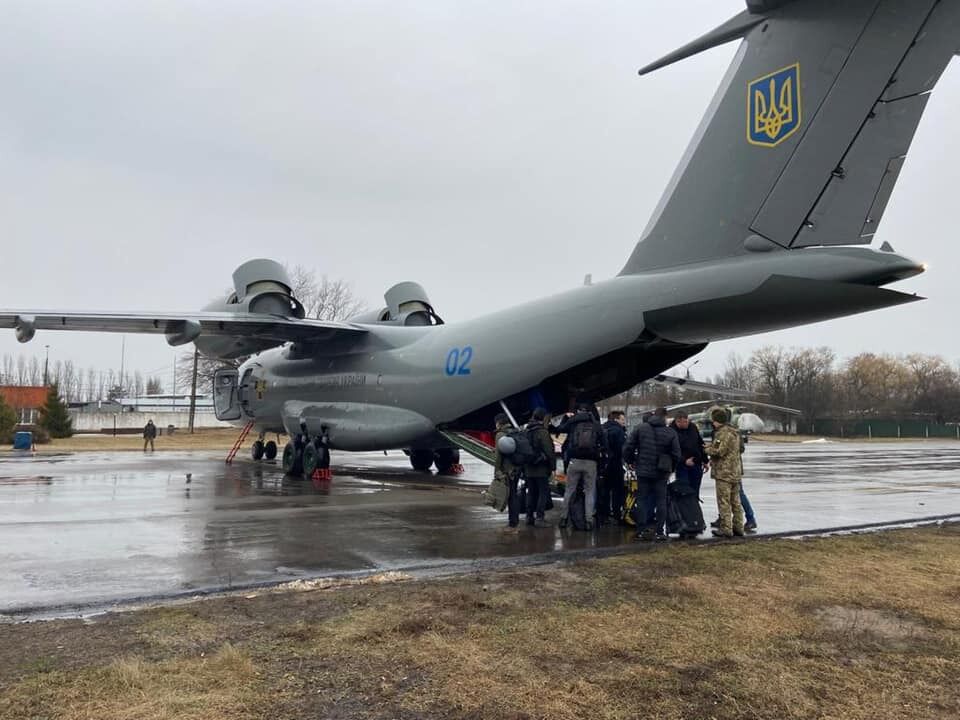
[
  {"left": 557, "top": 402, "right": 608, "bottom": 530},
  {"left": 599, "top": 410, "right": 627, "bottom": 526},
  {"left": 523, "top": 408, "right": 555, "bottom": 527},
  {"left": 623, "top": 407, "right": 681, "bottom": 542},
  {"left": 494, "top": 413, "right": 522, "bottom": 531}
]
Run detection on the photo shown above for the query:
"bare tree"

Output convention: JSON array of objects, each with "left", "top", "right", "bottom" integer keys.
[
  {"left": 287, "top": 265, "right": 367, "bottom": 321},
  {"left": 87, "top": 368, "right": 98, "bottom": 401},
  {"left": 146, "top": 376, "right": 164, "bottom": 395},
  {"left": 61, "top": 360, "right": 77, "bottom": 403},
  {"left": 2, "top": 354, "right": 13, "bottom": 384},
  {"left": 719, "top": 352, "right": 756, "bottom": 392}
]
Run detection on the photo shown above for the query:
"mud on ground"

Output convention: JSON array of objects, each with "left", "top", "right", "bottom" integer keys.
[{"left": 2, "top": 526, "right": 959, "bottom": 720}]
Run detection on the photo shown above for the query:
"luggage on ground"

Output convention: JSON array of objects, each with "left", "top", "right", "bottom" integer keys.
[
  {"left": 567, "top": 483, "right": 588, "bottom": 531},
  {"left": 666, "top": 481, "right": 705, "bottom": 537},
  {"left": 484, "top": 475, "right": 509, "bottom": 511},
  {"left": 623, "top": 470, "right": 638, "bottom": 526}
]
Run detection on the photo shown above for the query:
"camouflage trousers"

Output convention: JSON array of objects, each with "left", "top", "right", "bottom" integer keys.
[{"left": 715, "top": 479, "right": 744, "bottom": 535}]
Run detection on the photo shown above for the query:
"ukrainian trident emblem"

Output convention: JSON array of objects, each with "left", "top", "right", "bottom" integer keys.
[{"left": 748, "top": 63, "right": 801, "bottom": 147}]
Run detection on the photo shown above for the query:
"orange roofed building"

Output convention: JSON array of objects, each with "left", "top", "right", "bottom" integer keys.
[{"left": 0, "top": 386, "right": 48, "bottom": 425}]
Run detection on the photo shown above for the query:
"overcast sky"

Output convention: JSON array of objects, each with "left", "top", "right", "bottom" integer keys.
[{"left": 1, "top": 0, "right": 958, "bottom": 388}]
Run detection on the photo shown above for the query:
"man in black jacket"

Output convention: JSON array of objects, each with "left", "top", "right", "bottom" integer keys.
[
  {"left": 669, "top": 410, "right": 707, "bottom": 499},
  {"left": 523, "top": 408, "right": 556, "bottom": 527},
  {"left": 557, "top": 402, "right": 608, "bottom": 531},
  {"left": 623, "top": 407, "right": 680, "bottom": 541},
  {"left": 599, "top": 410, "right": 627, "bottom": 525}
]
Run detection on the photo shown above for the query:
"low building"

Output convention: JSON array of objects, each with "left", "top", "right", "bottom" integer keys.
[{"left": 0, "top": 386, "right": 48, "bottom": 425}]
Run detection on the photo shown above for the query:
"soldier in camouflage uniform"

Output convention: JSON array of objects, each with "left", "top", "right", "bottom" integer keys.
[
  {"left": 494, "top": 413, "right": 521, "bottom": 531},
  {"left": 705, "top": 407, "right": 745, "bottom": 538}
]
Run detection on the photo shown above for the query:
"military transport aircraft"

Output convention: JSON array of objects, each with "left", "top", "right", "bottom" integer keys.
[{"left": 3, "top": 0, "right": 958, "bottom": 476}]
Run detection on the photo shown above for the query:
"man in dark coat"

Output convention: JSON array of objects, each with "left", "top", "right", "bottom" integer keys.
[
  {"left": 598, "top": 410, "right": 627, "bottom": 525},
  {"left": 523, "top": 408, "right": 556, "bottom": 527},
  {"left": 143, "top": 419, "right": 157, "bottom": 452},
  {"left": 557, "top": 402, "right": 608, "bottom": 531},
  {"left": 623, "top": 407, "right": 680, "bottom": 541},
  {"left": 669, "top": 410, "right": 707, "bottom": 499}
]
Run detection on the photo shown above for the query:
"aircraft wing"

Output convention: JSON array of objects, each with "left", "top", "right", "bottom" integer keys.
[{"left": 0, "top": 309, "right": 367, "bottom": 346}]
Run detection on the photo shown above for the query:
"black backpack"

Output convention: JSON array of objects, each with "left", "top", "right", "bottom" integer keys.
[
  {"left": 571, "top": 421, "right": 599, "bottom": 460},
  {"left": 508, "top": 428, "right": 538, "bottom": 466}
]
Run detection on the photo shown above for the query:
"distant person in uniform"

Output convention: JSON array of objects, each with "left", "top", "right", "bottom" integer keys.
[
  {"left": 670, "top": 410, "right": 707, "bottom": 499},
  {"left": 705, "top": 407, "right": 745, "bottom": 538},
  {"left": 494, "top": 413, "right": 521, "bottom": 532},
  {"left": 523, "top": 408, "right": 555, "bottom": 527},
  {"left": 143, "top": 419, "right": 157, "bottom": 452},
  {"left": 599, "top": 410, "right": 627, "bottom": 525},
  {"left": 624, "top": 407, "right": 680, "bottom": 541},
  {"left": 557, "top": 402, "right": 608, "bottom": 531}
]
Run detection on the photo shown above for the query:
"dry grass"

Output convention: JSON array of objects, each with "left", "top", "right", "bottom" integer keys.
[
  {"left": 39, "top": 428, "right": 282, "bottom": 453},
  {"left": 2, "top": 643, "right": 259, "bottom": 720},
  {"left": 2, "top": 527, "right": 960, "bottom": 719}
]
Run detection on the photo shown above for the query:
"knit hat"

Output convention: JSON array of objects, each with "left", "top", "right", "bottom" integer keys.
[{"left": 710, "top": 407, "right": 729, "bottom": 424}]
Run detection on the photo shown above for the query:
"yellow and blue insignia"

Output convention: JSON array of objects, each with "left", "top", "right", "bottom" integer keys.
[{"left": 747, "top": 63, "right": 801, "bottom": 147}]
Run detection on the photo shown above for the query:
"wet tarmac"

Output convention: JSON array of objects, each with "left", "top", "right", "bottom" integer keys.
[{"left": 2, "top": 441, "right": 960, "bottom": 618}]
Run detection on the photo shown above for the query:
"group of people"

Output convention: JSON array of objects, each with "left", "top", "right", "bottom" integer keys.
[{"left": 493, "top": 402, "right": 758, "bottom": 540}]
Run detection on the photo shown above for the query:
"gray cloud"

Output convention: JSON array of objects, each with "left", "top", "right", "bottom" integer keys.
[{"left": 1, "top": 0, "right": 957, "bottom": 387}]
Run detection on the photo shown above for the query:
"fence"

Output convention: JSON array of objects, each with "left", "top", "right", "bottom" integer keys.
[{"left": 808, "top": 419, "right": 960, "bottom": 439}]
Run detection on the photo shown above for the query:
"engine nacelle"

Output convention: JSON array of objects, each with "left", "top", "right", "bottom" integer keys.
[
  {"left": 14, "top": 315, "right": 36, "bottom": 343},
  {"left": 351, "top": 281, "right": 443, "bottom": 327},
  {"left": 188, "top": 259, "right": 306, "bottom": 359}
]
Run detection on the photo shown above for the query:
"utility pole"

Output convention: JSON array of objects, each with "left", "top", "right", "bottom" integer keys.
[
  {"left": 188, "top": 347, "right": 199, "bottom": 434},
  {"left": 119, "top": 336, "right": 126, "bottom": 397}
]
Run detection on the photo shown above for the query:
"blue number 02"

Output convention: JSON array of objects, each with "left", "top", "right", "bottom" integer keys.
[{"left": 444, "top": 347, "right": 474, "bottom": 376}]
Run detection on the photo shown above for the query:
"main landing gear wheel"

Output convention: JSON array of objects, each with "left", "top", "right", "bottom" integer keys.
[
  {"left": 410, "top": 449, "right": 434, "bottom": 472},
  {"left": 282, "top": 442, "right": 303, "bottom": 476},
  {"left": 302, "top": 442, "right": 320, "bottom": 478},
  {"left": 264, "top": 440, "right": 278, "bottom": 460},
  {"left": 251, "top": 440, "right": 265, "bottom": 461},
  {"left": 434, "top": 448, "right": 461, "bottom": 474}
]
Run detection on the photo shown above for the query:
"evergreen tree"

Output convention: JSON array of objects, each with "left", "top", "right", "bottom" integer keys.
[
  {"left": 0, "top": 394, "right": 16, "bottom": 444},
  {"left": 39, "top": 384, "right": 73, "bottom": 438}
]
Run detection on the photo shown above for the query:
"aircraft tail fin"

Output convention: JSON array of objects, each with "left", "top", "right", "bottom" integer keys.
[{"left": 621, "top": 0, "right": 960, "bottom": 274}]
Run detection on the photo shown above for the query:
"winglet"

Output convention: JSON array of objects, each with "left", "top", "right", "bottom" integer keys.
[{"left": 638, "top": 9, "right": 765, "bottom": 76}]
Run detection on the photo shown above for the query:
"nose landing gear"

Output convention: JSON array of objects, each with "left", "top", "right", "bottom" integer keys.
[{"left": 252, "top": 434, "right": 280, "bottom": 462}]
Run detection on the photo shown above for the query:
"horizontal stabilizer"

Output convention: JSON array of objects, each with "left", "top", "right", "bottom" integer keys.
[
  {"left": 644, "top": 275, "right": 923, "bottom": 344},
  {"left": 639, "top": 10, "right": 764, "bottom": 75}
]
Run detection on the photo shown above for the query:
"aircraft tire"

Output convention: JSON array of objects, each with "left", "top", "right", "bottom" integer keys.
[
  {"left": 434, "top": 447, "right": 460, "bottom": 474},
  {"left": 410, "top": 449, "right": 434, "bottom": 472},
  {"left": 302, "top": 442, "right": 320, "bottom": 478},
  {"left": 282, "top": 442, "right": 303, "bottom": 476},
  {"left": 264, "top": 440, "right": 278, "bottom": 460},
  {"left": 251, "top": 440, "right": 265, "bottom": 461}
]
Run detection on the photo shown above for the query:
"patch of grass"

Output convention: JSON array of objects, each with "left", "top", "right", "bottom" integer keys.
[
  {"left": 1, "top": 643, "right": 261, "bottom": 720},
  {"left": 2, "top": 527, "right": 960, "bottom": 719}
]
